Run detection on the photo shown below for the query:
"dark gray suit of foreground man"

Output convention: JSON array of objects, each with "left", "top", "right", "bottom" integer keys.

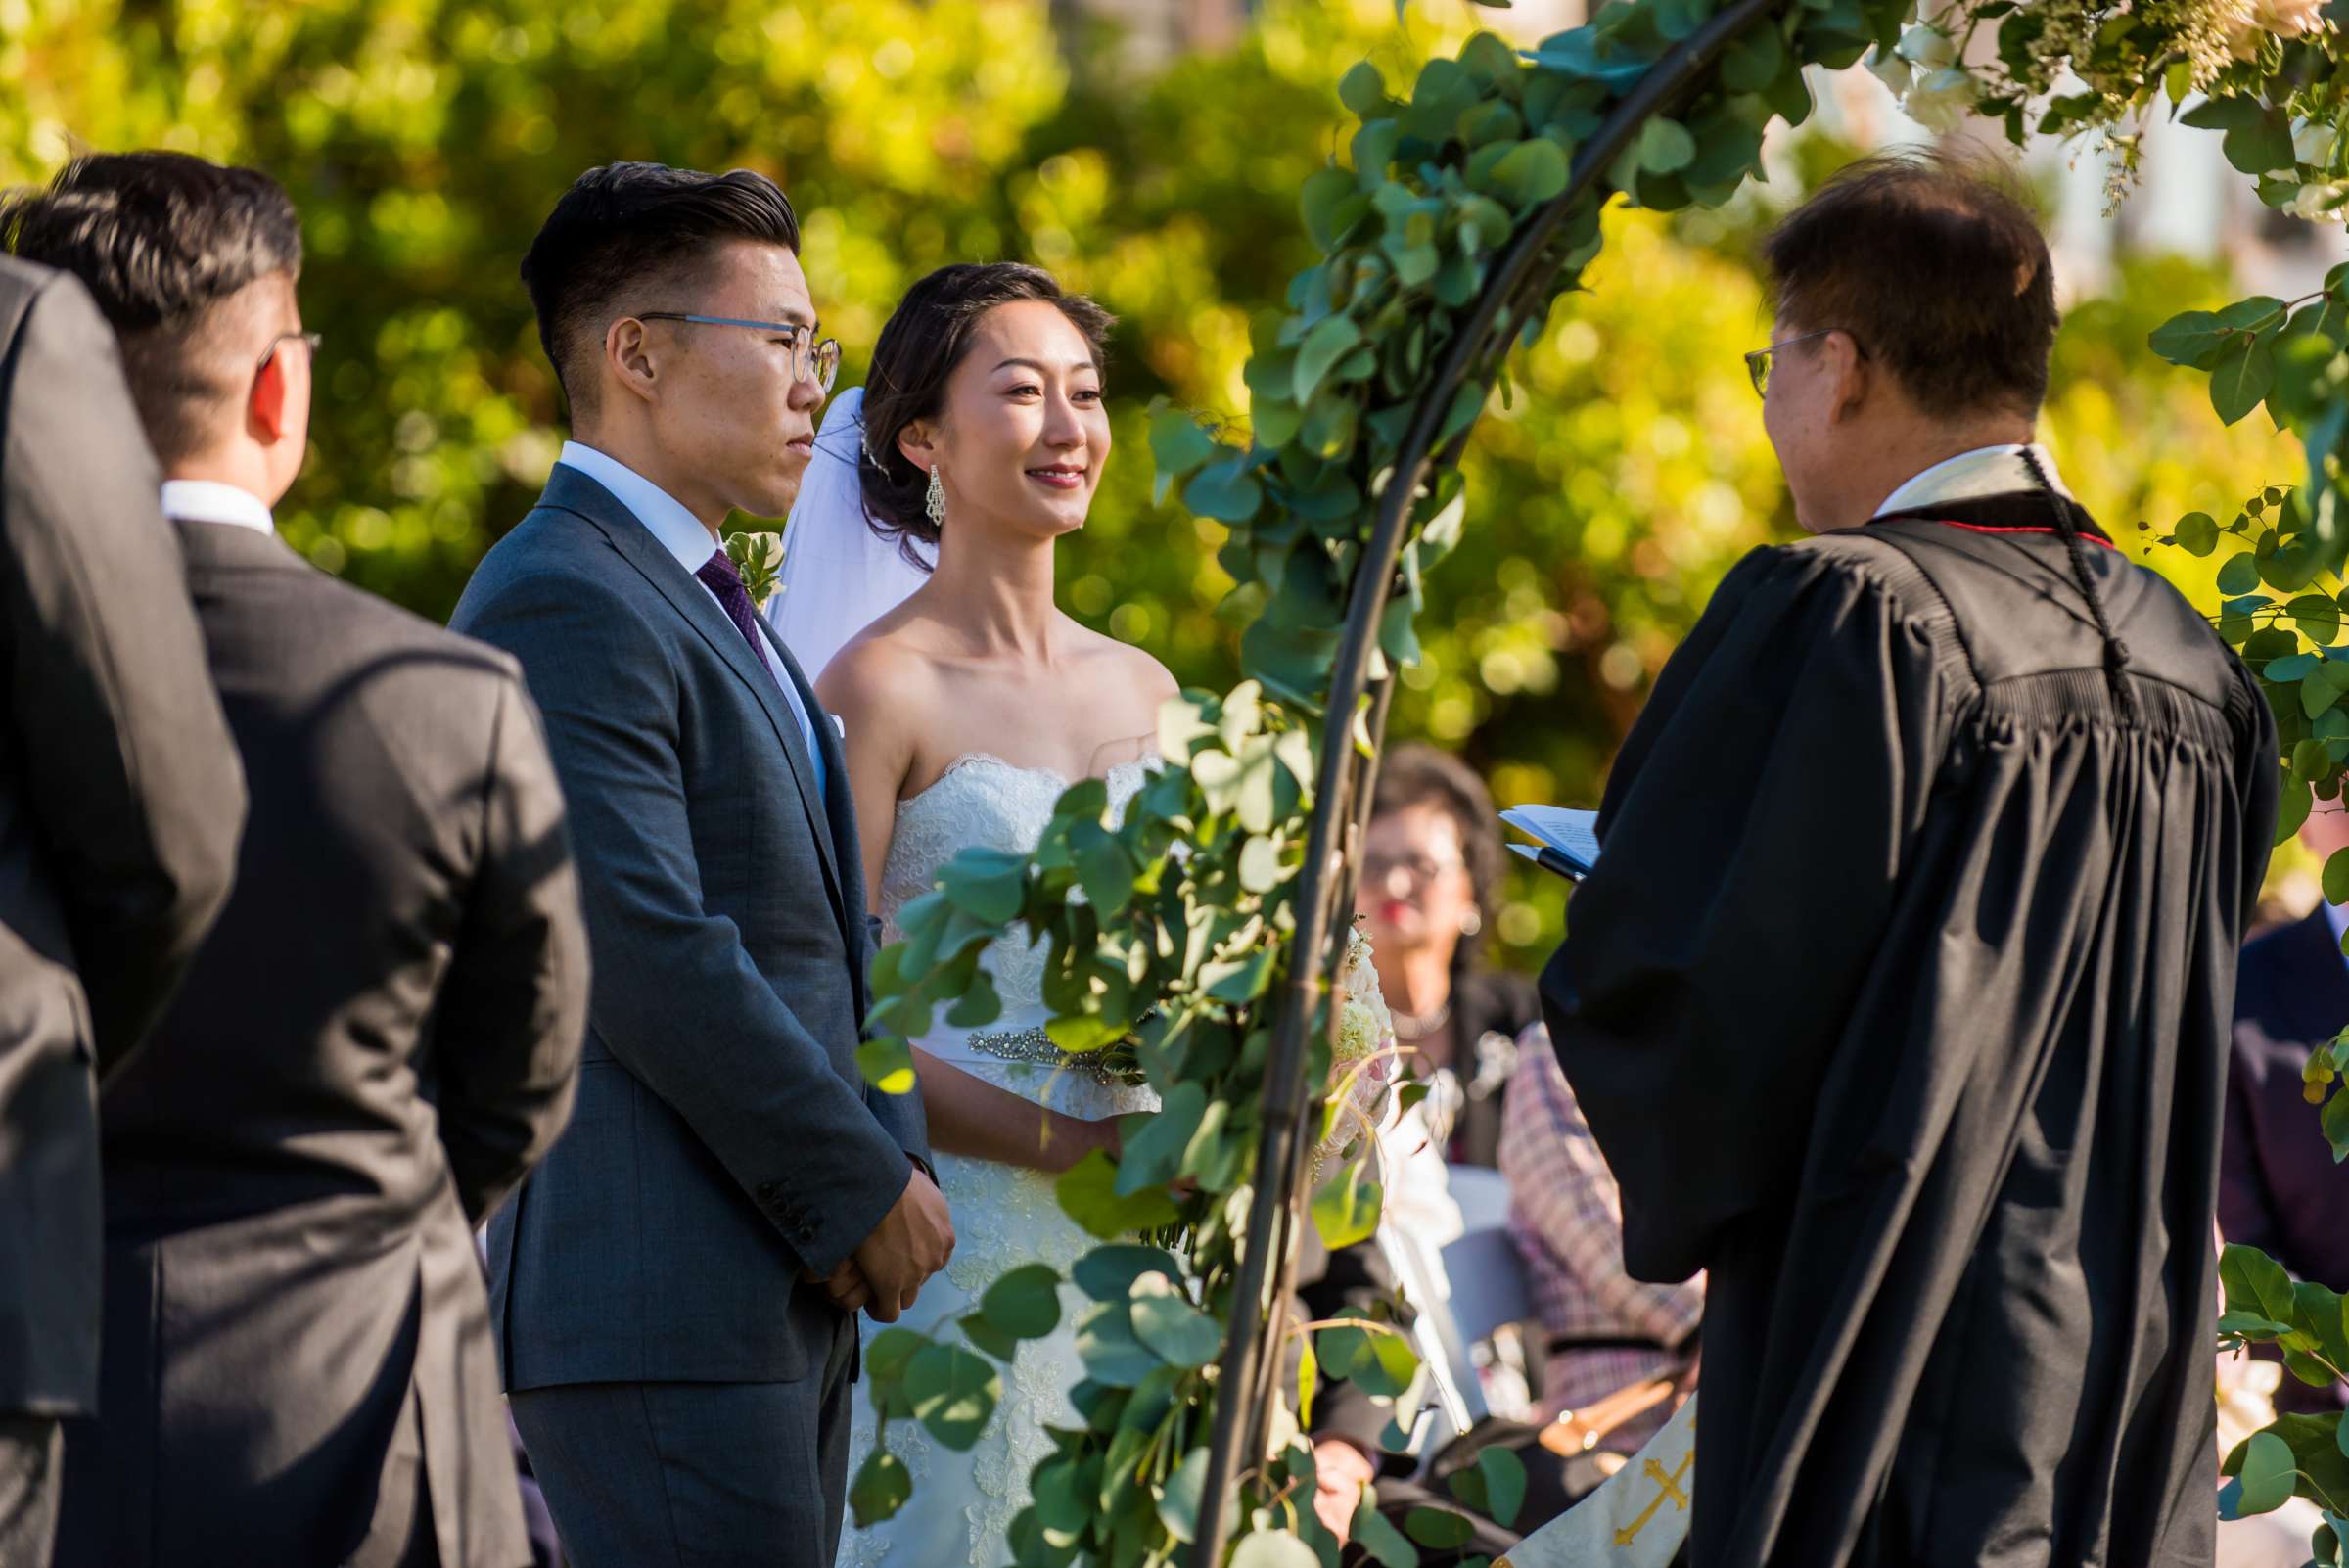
[
  {"left": 54, "top": 510, "right": 591, "bottom": 1568},
  {"left": 454, "top": 463, "right": 931, "bottom": 1566},
  {"left": 0, "top": 258, "right": 244, "bottom": 1563}
]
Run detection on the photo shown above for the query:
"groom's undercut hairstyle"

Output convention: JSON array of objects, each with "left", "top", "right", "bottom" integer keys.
[
  {"left": 859, "top": 261, "right": 1116, "bottom": 568},
  {"left": 522, "top": 161, "right": 801, "bottom": 423},
  {"left": 2, "top": 151, "right": 301, "bottom": 464},
  {"left": 1764, "top": 150, "right": 2058, "bottom": 420}
]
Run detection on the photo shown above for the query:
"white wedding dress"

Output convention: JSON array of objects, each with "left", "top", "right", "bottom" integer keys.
[{"left": 836, "top": 752, "right": 1161, "bottom": 1568}]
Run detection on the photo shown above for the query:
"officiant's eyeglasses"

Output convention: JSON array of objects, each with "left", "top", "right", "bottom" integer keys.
[
  {"left": 1743, "top": 329, "right": 1866, "bottom": 397},
  {"left": 258, "top": 330, "right": 323, "bottom": 371},
  {"left": 636, "top": 313, "right": 842, "bottom": 393}
]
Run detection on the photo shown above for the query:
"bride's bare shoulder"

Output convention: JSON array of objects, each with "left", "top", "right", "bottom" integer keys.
[
  {"left": 813, "top": 615, "right": 945, "bottom": 716},
  {"left": 1070, "top": 619, "right": 1181, "bottom": 706}
]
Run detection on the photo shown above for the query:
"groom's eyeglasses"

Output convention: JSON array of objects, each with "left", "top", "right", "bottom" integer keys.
[
  {"left": 637, "top": 313, "right": 842, "bottom": 394},
  {"left": 1743, "top": 328, "right": 1866, "bottom": 398}
]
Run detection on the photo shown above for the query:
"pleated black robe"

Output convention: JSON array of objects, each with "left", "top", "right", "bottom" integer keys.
[{"left": 1541, "top": 491, "right": 2278, "bottom": 1568}]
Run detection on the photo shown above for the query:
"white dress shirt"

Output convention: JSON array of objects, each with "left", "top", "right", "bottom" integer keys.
[
  {"left": 556, "top": 440, "right": 825, "bottom": 796},
  {"left": 1871, "top": 442, "right": 2072, "bottom": 520},
  {"left": 159, "top": 479, "right": 275, "bottom": 534}
]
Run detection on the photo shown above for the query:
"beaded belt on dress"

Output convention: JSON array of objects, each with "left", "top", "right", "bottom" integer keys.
[{"left": 965, "top": 1025, "right": 1134, "bottom": 1086}]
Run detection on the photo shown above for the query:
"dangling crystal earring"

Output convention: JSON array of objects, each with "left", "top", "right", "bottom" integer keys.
[
  {"left": 925, "top": 465, "right": 946, "bottom": 528},
  {"left": 1459, "top": 907, "right": 1483, "bottom": 938}
]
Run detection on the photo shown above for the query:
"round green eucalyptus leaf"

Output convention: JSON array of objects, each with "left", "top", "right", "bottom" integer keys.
[
  {"left": 2173, "top": 511, "right": 2220, "bottom": 555},
  {"left": 1129, "top": 1271, "right": 1223, "bottom": 1367},
  {"left": 1157, "top": 1447, "right": 1214, "bottom": 1543},
  {"left": 1184, "top": 458, "right": 1265, "bottom": 523},
  {"left": 2218, "top": 553, "right": 2264, "bottom": 596},
  {"left": 1486, "top": 137, "right": 1570, "bottom": 210},
  {"left": 981, "top": 1263, "right": 1066, "bottom": 1341},
  {"left": 906, "top": 1343, "right": 1000, "bottom": 1452},
  {"left": 1338, "top": 60, "right": 1386, "bottom": 116},
  {"left": 1073, "top": 1245, "right": 1187, "bottom": 1303},
  {"left": 1404, "top": 1506, "right": 1478, "bottom": 1548},
  {"left": 1635, "top": 115, "right": 1697, "bottom": 174},
  {"left": 1230, "top": 1531, "right": 1320, "bottom": 1568},
  {"left": 1073, "top": 1300, "right": 1164, "bottom": 1387},
  {"left": 849, "top": 1450, "right": 912, "bottom": 1527}
]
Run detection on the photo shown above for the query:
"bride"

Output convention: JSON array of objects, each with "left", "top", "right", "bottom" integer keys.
[{"left": 774, "top": 261, "right": 1177, "bottom": 1566}]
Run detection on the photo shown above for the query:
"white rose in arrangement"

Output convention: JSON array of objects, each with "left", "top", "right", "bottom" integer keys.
[
  {"left": 1902, "top": 67, "right": 1983, "bottom": 134},
  {"left": 2288, "top": 179, "right": 2349, "bottom": 220},
  {"left": 1314, "top": 925, "right": 1399, "bottom": 1169},
  {"left": 2296, "top": 117, "right": 2336, "bottom": 168}
]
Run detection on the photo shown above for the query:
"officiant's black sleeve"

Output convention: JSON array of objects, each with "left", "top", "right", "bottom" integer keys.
[{"left": 1542, "top": 543, "right": 1947, "bottom": 1285}]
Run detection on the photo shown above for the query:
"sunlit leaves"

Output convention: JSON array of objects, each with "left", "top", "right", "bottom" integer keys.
[
  {"left": 849, "top": 1449, "right": 912, "bottom": 1527},
  {"left": 906, "top": 1343, "right": 1000, "bottom": 1451}
]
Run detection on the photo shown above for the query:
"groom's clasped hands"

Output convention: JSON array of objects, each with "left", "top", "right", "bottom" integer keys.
[{"left": 806, "top": 1163, "right": 956, "bottom": 1322}]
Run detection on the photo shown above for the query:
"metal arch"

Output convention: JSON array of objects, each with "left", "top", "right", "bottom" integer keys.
[{"left": 1187, "top": 0, "right": 1796, "bottom": 1559}]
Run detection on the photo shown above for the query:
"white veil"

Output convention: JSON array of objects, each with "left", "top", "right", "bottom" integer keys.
[{"left": 764, "top": 385, "right": 934, "bottom": 684}]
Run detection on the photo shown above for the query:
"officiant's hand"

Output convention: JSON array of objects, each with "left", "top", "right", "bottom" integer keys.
[{"left": 853, "top": 1164, "right": 955, "bottom": 1322}]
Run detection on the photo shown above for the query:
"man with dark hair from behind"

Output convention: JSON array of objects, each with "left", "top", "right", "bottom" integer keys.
[
  {"left": 8, "top": 151, "right": 591, "bottom": 1568},
  {"left": 0, "top": 251, "right": 244, "bottom": 1568},
  {"left": 1541, "top": 151, "right": 2278, "bottom": 1567},
  {"left": 452, "top": 161, "right": 945, "bottom": 1567}
]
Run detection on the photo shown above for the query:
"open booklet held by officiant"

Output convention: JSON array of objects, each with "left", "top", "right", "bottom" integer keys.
[{"left": 1501, "top": 805, "right": 1601, "bottom": 883}]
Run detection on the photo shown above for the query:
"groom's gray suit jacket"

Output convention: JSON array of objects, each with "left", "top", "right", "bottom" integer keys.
[{"left": 452, "top": 463, "right": 928, "bottom": 1389}]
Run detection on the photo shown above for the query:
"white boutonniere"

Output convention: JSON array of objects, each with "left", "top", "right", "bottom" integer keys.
[{"left": 724, "top": 529, "right": 787, "bottom": 611}]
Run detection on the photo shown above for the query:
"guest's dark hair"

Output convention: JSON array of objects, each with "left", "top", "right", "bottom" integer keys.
[
  {"left": 859, "top": 262, "right": 1116, "bottom": 569},
  {"left": 1763, "top": 150, "right": 2058, "bottom": 419},
  {"left": 1, "top": 151, "right": 301, "bottom": 463},
  {"left": 522, "top": 161, "right": 801, "bottom": 422},
  {"left": 1369, "top": 744, "right": 1504, "bottom": 969}
]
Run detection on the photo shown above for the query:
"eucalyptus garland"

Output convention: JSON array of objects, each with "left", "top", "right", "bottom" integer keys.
[{"left": 844, "top": 0, "right": 2349, "bottom": 1562}]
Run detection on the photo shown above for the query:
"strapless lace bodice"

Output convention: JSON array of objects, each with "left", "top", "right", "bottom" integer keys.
[{"left": 880, "top": 752, "right": 1154, "bottom": 1013}]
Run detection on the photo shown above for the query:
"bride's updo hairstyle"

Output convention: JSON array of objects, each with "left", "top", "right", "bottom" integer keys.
[{"left": 859, "top": 262, "right": 1115, "bottom": 568}]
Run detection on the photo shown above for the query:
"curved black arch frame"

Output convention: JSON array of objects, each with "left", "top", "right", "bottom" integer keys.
[{"left": 1188, "top": 0, "right": 1794, "bottom": 1557}]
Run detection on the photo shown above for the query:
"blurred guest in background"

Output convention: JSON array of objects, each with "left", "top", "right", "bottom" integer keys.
[
  {"left": 2223, "top": 787, "right": 2349, "bottom": 1416},
  {"left": 13, "top": 151, "right": 590, "bottom": 1568},
  {"left": 1358, "top": 745, "right": 1540, "bottom": 1168},
  {"left": 0, "top": 253, "right": 244, "bottom": 1568}
]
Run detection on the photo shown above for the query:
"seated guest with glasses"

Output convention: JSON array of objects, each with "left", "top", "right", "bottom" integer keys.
[{"left": 1355, "top": 744, "right": 1541, "bottom": 1168}]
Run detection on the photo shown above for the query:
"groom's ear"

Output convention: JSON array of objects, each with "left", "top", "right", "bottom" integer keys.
[{"left": 603, "top": 316, "right": 663, "bottom": 409}]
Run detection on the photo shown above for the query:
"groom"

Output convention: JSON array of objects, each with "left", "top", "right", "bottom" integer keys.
[{"left": 452, "top": 161, "right": 950, "bottom": 1566}]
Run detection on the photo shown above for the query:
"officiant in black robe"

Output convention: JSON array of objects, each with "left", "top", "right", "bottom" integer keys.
[{"left": 1541, "top": 153, "right": 2277, "bottom": 1568}]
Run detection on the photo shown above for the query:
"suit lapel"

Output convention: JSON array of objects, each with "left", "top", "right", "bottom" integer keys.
[{"left": 538, "top": 467, "right": 847, "bottom": 920}]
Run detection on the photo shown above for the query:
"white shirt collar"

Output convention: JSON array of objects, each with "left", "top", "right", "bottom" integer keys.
[
  {"left": 557, "top": 440, "right": 720, "bottom": 577},
  {"left": 160, "top": 480, "right": 274, "bottom": 535},
  {"left": 1871, "top": 443, "right": 2072, "bottom": 521}
]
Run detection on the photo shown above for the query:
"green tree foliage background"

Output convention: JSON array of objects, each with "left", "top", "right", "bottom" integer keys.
[{"left": 0, "top": 0, "right": 2300, "bottom": 964}]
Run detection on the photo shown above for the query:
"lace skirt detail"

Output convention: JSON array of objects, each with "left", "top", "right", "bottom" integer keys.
[{"left": 836, "top": 1019, "right": 1157, "bottom": 1567}]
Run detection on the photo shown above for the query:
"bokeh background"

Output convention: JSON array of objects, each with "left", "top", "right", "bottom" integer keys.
[{"left": 1, "top": 0, "right": 2321, "bottom": 965}]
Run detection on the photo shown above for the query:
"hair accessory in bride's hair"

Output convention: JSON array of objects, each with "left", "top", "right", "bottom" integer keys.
[{"left": 925, "top": 465, "right": 946, "bottom": 529}]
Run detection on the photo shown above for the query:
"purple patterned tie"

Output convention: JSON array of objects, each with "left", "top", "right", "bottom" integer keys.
[{"left": 696, "top": 550, "right": 774, "bottom": 678}]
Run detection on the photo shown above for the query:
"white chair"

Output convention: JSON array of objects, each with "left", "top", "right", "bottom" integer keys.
[
  {"left": 1376, "top": 1164, "right": 1541, "bottom": 1469},
  {"left": 1439, "top": 1165, "right": 1537, "bottom": 1346}
]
